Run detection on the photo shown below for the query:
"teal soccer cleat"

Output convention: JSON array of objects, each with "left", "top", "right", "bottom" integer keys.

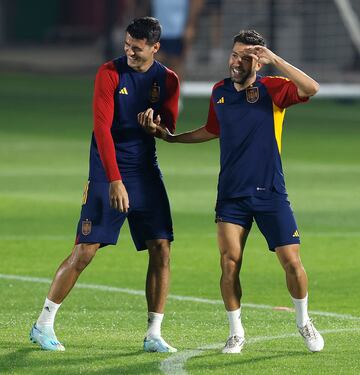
[
  {"left": 30, "top": 324, "right": 65, "bottom": 351},
  {"left": 143, "top": 336, "right": 177, "bottom": 353}
]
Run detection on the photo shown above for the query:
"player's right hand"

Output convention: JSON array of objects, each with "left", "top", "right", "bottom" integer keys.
[
  {"left": 109, "top": 180, "right": 129, "bottom": 213},
  {"left": 138, "top": 109, "right": 173, "bottom": 141},
  {"left": 138, "top": 108, "right": 157, "bottom": 135}
]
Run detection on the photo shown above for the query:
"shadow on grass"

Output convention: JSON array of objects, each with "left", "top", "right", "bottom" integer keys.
[
  {"left": 0, "top": 347, "right": 35, "bottom": 373},
  {"left": 81, "top": 362, "right": 165, "bottom": 374},
  {"left": 0, "top": 341, "right": 162, "bottom": 374},
  {"left": 188, "top": 350, "right": 310, "bottom": 372}
]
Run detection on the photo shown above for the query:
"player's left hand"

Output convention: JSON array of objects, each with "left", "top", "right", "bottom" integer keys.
[
  {"left": 244, "top": 45, "right": 278, "bottom": 65},
  {"left": 137, "top": 108, "right": 159, "bottom": 135},
  {"left": 109, "top": 180, "right": 129, "bottom": 213}
]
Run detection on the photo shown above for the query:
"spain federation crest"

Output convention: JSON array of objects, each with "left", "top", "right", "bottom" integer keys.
[
  {"left": 149, "top": 81, "right": 160, "bottom": 103},
  {"left": 246, "top": 86, "right": 259, "bottom": 103},
  {"left": 82, "top": 219, "right": 92, "bottom": 236}
]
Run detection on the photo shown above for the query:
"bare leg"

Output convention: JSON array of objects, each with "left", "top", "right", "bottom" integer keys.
[
  {"left": 217, "top": 222, "right": 249, "bottom": 311},
  {"left": 48, "top": 243, "right": 100, "bottom": 303},
  {"left": 275, "top": 244, "right": 324, "bottom": 351},
  {"left": 143, "top": 239, "right": 177, "bottom": 351},
  {"left": 145, "top": 239, "right": 171, "bottom": 313},
  {"left": 275, "top": 244, "right": 308, "bottom": 299},
  {"left": 31, "top": 243, "right": 101, "bottom": 350}
]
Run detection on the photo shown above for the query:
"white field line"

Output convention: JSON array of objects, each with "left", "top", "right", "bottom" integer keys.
[
  {"left": 160, "top": 328, "right": 360, "bottom": 375},
  {"left": 0, "top": 274, "right": 360, "bottom": 321}
]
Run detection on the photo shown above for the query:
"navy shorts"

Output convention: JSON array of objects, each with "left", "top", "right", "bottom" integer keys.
[
  {"left": 160, "top": 38, "right": 184, "bottom": 56},
  {"left": 215, "top": 195, "right": 300, "bottom": 251},
  {"left": 75, "top": 175, "right": 173, "bottom": 251}
]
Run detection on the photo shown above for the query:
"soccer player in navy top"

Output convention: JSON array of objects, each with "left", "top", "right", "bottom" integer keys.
[
  {"left": 139, "top": 30, "right": 324, "bottom": 354},
  {"left": 30, "top": 17, "right": 179, "bottom": 353}
]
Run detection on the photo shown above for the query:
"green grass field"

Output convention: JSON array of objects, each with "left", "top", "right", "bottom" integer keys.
[{"left": 0, "top": 72, "right": 360, "bottom": 374}]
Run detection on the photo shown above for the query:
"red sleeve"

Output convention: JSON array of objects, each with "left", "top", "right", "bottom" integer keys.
[
  {"left": 260, "top": 76, "right": 309, "bottom": 109},
  {"left": 205, "top": 82, "right": 223, "bottom": 135},
  {"left": 93, "top": 61, "right": 121, "bottom": 182},
  {"left": 204, "top": 98, "right": 220, "bottom": 135},
  {"left": 159, "top": 68, "right": 180, "bottom": 133}
]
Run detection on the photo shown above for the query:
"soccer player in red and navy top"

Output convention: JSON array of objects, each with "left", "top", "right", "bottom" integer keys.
[
  {"left": 30, "top": 17, "right": 179, "bottom": 353},
  {"left": 139, "top": 30, "right": 324, "bottom": 354}
]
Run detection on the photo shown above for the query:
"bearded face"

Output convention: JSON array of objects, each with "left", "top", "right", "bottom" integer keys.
[{"left": 229, "top": 43, "right": 257, "bottom": 85}]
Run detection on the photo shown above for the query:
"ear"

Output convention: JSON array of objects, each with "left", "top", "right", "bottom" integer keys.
[
  {"left": 255, "top": 62, "right": 262, "bottom": 72},
  {"left": 153, "top": 42, "right": 160, "bottom": 54}
]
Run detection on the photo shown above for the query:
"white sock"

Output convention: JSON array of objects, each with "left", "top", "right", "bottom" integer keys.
[
  {"left": 146, "top": 312, "right": 163, "bottom": 339},
  {"left": 227, "top": 307, "right": 244, "bottom": 337},
  {"left": 36, "top": 298, "right": 61, "bottom": 328},
  {"left": 292, "top": 294, "right": 310, "bottom": 328}
]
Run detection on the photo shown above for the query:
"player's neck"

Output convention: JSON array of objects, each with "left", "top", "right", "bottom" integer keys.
[{"left": 233, "top": 74, "right": 257, "bottom": 92}]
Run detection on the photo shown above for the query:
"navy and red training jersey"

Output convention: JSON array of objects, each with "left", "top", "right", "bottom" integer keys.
[
  {"left": 90, "top": 55, "right": 179, "bottom": 182},
  {"left": 205, "top": 75, "right": 309, "bottom": 200}
]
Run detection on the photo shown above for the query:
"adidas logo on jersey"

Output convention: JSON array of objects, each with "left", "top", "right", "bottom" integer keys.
[
  {"left": 119, "top": 87, "right": 128, "bottom": 95},
  {"left": 217, "top": 97, "right": 224, "bottom": 104},
  {"left": 292, "top": 230, "right": 300, "bottom": 238}
]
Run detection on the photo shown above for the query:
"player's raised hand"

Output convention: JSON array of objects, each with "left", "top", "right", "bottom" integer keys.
[
  {"left": 109, "top": 180, "right": 129, "bottom": 213},
  {"left": 244, "top": 45, "right": 277, "bottom": 65},
  {"left": 137, "top": 108, "right": 157, "bottom": 135},
  {"left": 137, "top": 109, "right": 171, "bottom": 140}
]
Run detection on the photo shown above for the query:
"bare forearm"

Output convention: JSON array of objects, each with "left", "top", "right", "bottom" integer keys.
[
  {"left": 137, "top": 108, "right": 218, "bottom": 143},
  {"left": 166, "top": 126, "right": 217, "bottom": 143},
  {"left": 272, "top": 56, "right": 320, "bottom": 97}
]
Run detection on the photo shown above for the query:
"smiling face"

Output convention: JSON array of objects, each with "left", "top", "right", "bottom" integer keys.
[
  {"left": 229, "top": 42, "right": 261, "bottom": 86},
  {"left": 124, "top": 32, "right": 160, "bottom": 72}
]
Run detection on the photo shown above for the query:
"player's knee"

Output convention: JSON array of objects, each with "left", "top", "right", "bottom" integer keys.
[
  {"left": 283, "top": 259, "right": 304, "bottom": 277},
  {"left": 220, "top": 250, "right": 242, "bottom": 273},
  {"left": 71, "top": 243, "right": 100, "bottom": 272},
  {"left": 148, "top": 241, "right": 170, "bottom": 268}
]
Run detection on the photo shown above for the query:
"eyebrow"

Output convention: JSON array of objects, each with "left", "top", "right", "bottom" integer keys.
[{"left": 231, "top": 50, "right": 252, "bottom": 59}]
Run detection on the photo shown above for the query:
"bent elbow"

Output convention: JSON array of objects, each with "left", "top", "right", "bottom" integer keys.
[
  {"left": 312, "top": 81, "right": 320, "bottom": 95},
  {"left": 307, "top": 81, "right": 320, "bottom": 97}
]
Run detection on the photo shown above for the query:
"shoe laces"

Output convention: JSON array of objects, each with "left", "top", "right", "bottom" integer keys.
[
  {"left": 300, "top": 319, "right": 318, "bottom": 341},
  {"left": 225, "top": 335, "right": 243, "bottom": 348}
]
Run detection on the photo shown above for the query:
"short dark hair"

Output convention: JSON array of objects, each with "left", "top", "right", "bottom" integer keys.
[
  {"left": 233, "top": 30, "right": 266, "bottom": 46},
  {"left": 126, "top": 17, "right": 162, "bottom": 45}
]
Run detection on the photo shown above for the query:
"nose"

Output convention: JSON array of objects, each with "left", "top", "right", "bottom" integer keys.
[
  {"left": 125, "top": 46, "right": 135, "bottom": 57},
  {"left": 231, "top": 55, "right": 242, "bottom": 65}
]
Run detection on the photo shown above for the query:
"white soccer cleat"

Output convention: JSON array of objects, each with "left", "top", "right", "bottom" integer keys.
[
  {"left": 222, "top": 335, "right": 245, "bottom": 354},
  {"left": 30, "top": 324, "right": 65, "bottom": 351},
  {"left": 143, "top": 336, "right": 177, "bottom": 353},
  {"left": 298, "top": 319, "right": 324, "bottom": 352}
]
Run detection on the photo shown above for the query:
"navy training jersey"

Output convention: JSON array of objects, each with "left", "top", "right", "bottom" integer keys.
[
  {"left": 90, "top": 56, "right": 179, "bottom": 182},
  {"left": 205, "top": 75, "right": 309, "bottom": 200}
]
